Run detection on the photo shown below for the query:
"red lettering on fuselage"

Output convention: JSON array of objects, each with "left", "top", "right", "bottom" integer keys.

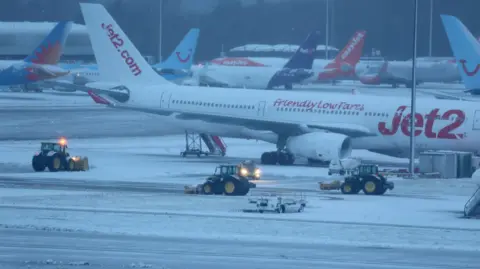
[
  {"left": 273, "top": 98, "right": 365, "bottom": 111},
  {"left": 101, "top": 23, "right": 142, "bottom": 76},
  {"left": 377, "top": 106, "right": 466, "bottom": 140}
]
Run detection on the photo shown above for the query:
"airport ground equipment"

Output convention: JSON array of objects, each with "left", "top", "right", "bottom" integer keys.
[
  {"left": 181, "top": 131, "right": 227, "bottom": 157},
  {"left": 31, "top": 138, "right": 89, "bottom": 172},
  {"left": 238, "top": 160, "right": 261, "bottom": 180},
  {"left": 328, "top": 158, "right": 362, "bottom": 176},
  {"left": 319, "top": 164, "right": 394, "bottom": 195},
  {"left": 248, "top": 193, "right": 307, "bottom": 213},
  {"left": 184, "top": 164, "right": 257, "bottom": 196},
  {"left": 464, "top": 185, "right": 480, "bottom": 218}
]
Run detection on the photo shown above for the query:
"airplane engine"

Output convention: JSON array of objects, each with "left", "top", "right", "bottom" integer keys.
[{"left": 286, "top": 132, "right": 352, "bottom": 161}]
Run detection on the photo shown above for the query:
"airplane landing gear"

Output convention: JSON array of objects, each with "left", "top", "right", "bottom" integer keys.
[
  {"left": 261, "top": 151, "right": 295, "bottom": 165},
  {"left": 260, "top": 135, "right": 295, "bottom": 166}
]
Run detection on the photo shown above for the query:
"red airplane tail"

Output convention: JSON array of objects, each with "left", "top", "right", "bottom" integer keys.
[{"left": 319, "top": 30, "right": 366, "bottom": 80}]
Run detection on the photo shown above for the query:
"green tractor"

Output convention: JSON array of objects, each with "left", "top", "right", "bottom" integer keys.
[
  {"left": 185, "top": 164, "right": 257, "bottom": 196},
  {"left": 339, "top": 164, "right": 394, "bottom": 195},
  {"left": 32, "top": 139, "right": 89, "bottom": 172}
]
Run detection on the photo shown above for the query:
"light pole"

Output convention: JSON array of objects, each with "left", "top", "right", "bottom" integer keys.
[
  {"left": 409, "top": 0, "right": 419, "bottom": 177},
  {"left": 158, "top": 0, "right": 163, "bottom": 63},
  {"left": 325, "top": 0, "right": 329, "bottom": 60},
  {"left": 428, "top": 0, "right": 434, "bottom": 56}
]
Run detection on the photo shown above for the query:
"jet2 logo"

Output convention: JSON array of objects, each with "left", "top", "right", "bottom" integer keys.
[
  {"left": 378, "top": 106, "right": 466, "bottom": 140},
  {"left": 458, "top": 59, "right": 480, "bottom": 77},
  {"left": 101, "top": 23, "right": 142, "bottom": 76}
]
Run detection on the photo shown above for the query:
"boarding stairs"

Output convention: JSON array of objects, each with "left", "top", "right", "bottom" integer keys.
[
  {"left": 181, "top": 131, "right": 227, "bottom": 157},
  {"left": 464, "top": 185, "right": 480, "bottom": 218}
]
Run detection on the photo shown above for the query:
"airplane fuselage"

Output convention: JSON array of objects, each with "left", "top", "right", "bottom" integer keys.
[{"left": 118, "top": 83, "right": 480, "bottom": 158}]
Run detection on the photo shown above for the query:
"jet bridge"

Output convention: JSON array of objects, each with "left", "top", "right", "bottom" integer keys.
[
  {"left": 464, "top": 185, "right": 480, "bottom": 218},
  {"left": 181, "top": 131, "right": 227, "bottom": 157}
]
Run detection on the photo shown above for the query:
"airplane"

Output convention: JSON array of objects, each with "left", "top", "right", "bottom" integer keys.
[
  {"left": 203, "top": 30, "right": 366, "bottom": 85},
  {"left": 0, "top": 21, "right": 72, "bottom": 92},
  {"left": 195, "top": 30, "right": 321, "bottom": 90},
  {"left": 45, "top": 28, "right": 200, "bottom": 92},
  {"left": 441, "top": 15, "right": 480, "bottom": 95},
  {"left": 80, "top": 3, "right": 480, "bottom": 166},
  {"left": 355, "top": 59, "right": 461, "bottom": 88}
]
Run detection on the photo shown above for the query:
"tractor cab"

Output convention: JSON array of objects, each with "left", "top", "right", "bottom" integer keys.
[
  {"left": 40, "top": 142, "right": 67, "bottom": 154},
  {"left": 354, "top": 164, "right": 379, "bottom": 176},
  {"left": 214, "top": 165, "right": 237, "bottom": 176}
]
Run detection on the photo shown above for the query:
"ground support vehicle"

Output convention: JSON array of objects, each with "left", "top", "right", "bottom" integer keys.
[
  {"left": 248, "top": 194, "right": 307, "bottom": 213},
  {"left": 184, "top": 164, "right": 257, "bottom": 196},
  {"left": 31, "top": 138, "right": 89, "bottom": 172},
  {"left": 319, "top": 164, "right": 394, "bottom": 195}
]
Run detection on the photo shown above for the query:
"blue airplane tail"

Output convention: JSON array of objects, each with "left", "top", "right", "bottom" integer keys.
[
  {"left": 283, "top": 30, "right": 321, "bottom": 69},
  {"left": 441, "top": 15, "right": 480, "bottom": 90},
  {"left": 153, "top": 28, "right": 200, "bottom": 70},
  {"left": 23, "top": 21, "right": 73, "bottom": 65}
]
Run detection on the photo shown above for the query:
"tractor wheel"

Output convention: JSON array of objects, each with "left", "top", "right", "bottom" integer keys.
[
  {"left": 340, "top": 182, "right": 356, "bottom": 194},
  {"left": 47, "top": 153, "right": 62, "bottom": 172},
  {"left": 223, "top": 178, "right": 250, "bottom": 196},
  {"left": 202, "top": 182, "right": 214, "bottom": 195},
  {"left": 362, "top": 177, "right": 381, "bottom": 195},
  {"left": 32, "top": 156, "right": 45, "bottom": 172},
  {"left": 68, "top": 159, "right": 76, "bottom": 171}
]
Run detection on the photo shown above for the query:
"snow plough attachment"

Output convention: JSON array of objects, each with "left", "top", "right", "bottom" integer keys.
[
  {"left": 32, "top": 138, "right": 89, "bottom": 172},
  {"left": 319, "top": 164, "right": 394, "bottom": 195},
  {"left": 184, "top": 164, "right": 257, "bottom": 196}
]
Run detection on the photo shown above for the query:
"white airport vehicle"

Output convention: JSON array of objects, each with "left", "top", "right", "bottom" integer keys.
[
  {"left": 328, "top": 157, "right": 362, "bottom": 175},
  {"left": 79, "top": 4, "right": 480, "bottom": 168},
  {"left": 248, "top": 194, "right": 307, "bottom": 213}
]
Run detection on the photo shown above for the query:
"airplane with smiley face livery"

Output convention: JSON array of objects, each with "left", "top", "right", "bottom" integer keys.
[{"left": 81, "top": 3, "right": 480, "bottom": 165}]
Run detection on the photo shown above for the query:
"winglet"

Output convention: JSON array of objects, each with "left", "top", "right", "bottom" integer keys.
[{"left": 87, "top": 90, "right": 110, "bottom": 105}]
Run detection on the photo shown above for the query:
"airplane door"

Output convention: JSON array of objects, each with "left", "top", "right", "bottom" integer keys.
[
  {"left": 473, "top": 110, "right": 480, "bottom": 130},
  {"left": 257, "top": 101, "right": 266, "bottom": 116},
  {"left": 160, "top": 92, "right": 172, "bottom": 109}
]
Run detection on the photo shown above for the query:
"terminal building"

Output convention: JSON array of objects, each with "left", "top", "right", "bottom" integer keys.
[{"left": 0, "top": 22, "right": 94, "bottom": 63}]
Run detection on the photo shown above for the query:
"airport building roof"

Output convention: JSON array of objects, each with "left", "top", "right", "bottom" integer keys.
[
  {"left": 0, "top": 21, "right": 92, "bottom": 57},
  {"left": 229, "top": 44, "right": 338, "bottom": 52}
]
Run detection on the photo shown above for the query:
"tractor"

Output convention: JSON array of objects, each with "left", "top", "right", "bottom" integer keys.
[
  {"left": 319, "top": 164, "right": 394, "bottom": 195},
  {"left": 31, "top": 138, "right": 89, "bottom": 172},
  {"left": 184, "top": 164, "right": 257, "bottom": 196}
]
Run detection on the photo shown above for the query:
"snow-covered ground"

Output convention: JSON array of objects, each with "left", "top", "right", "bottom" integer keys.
[
  {"left": 0, "top": 135, "right": 410, "bottom": 182},
  {"left": 0, "top": 135, "right": 479, "bottom": 252}
]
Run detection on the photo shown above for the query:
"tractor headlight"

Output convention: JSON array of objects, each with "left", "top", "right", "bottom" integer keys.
[
  {"left": 240, "top": 168, "right": 248, "bottom": 176},
  {"left": 254, "top": 169, "right": 261, "bottom": 178}
]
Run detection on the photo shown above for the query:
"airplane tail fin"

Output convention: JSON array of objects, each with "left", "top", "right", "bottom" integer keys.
[
  {"left": 79, "top": 3, "right": 171, "bottom": 85},
  {"left": 325, "top": 30, "right": 366, "bottom": 70},
  {"left": 157, "top": 28, "right": 200, "bottom": 70},
  {"left": 441, "top": 15, "right": 480, "bottom": 90},
  {"left": 23, "top": 21, "right": 72, "bottom": 65},
  {"left": 283, "top": 30, "right": 322, "bottom": 69}
]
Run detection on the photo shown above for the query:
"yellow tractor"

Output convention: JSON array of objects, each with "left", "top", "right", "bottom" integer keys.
[{"left": 32, "top": 138, "right": 89, "bottom": 172}]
